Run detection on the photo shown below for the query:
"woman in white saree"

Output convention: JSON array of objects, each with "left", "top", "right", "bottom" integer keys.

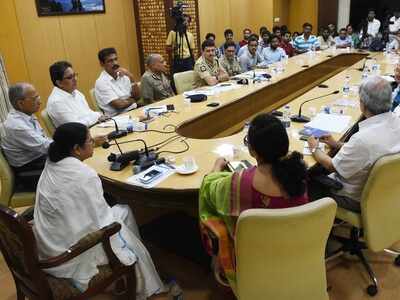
[{"left": 33, "top": 122, "right": 166, "bottom": 299}]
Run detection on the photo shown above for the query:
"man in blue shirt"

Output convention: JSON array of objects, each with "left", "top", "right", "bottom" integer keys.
[
  {"left": 294, "top": 23, "right": 320, "bottom": 54},
  {"left": 334, "top": 28, "right": 352, "bottom": 48},
  {"left": 260, "top": 35, "right": 287, "bottom": 65},
  {"left": 219, "top": 29, "right": 240, "bottom": 56},
  {"left": 239, "top": 36, "right": 264, "bottom": 72}
]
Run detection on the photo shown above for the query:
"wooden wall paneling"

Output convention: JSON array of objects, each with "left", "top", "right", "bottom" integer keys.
[
  {"left": 198, "top": 0, "right": 232, "bottom": 46},
  {"left": 59, "top": 15, "right": 100, "bottom": 103},
  {"left": 288, "top": 0, "right": 319, "bottom": 34},
  {"left": 94, "top": 1, "right": 136, "bottom": 80},
  {"left": 248, "top": 0, "right": 273, "bottom": 32},
  {"left": 273, "top": 0, "right": 290, "bottom": 27},
  {"left": 229, "top": 0, "right": 251, "bottom": 39},
  {"left": 14, "top": 0, "right": 65, "bottom": 108},
  {"left": 0, "top": 0, "right": 29, "bottom": 83},
  {"left": 318, "top": 0, "right": 338, "bottom": 30},
  {"left": 122, "top": 0, "right": 141, "bottom": 79}
]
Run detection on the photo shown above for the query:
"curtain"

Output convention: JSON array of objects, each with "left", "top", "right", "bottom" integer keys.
[{"left": 0, "top": 53, "right": 11, "bottom": 136}]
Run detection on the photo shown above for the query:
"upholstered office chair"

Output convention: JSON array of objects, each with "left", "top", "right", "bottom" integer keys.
[
  {"left": 89, "top": 88, "right": 102, "bottom": 112},
  {"left": 0, "top": 150, "right": 35, "bottom": 208},
  {"left": 334, "top": 153, "right": 400, "bottom": 296},
  {"left": 40, "top": 109, "right": 55, "bottom": 137},
  {"left": 235, "top": 198, "right": 337, "bottom": 300},
  {"left": 173, "top": 70, "right": 196, "bottom": 94},
  {"left": 0, "top": 204, "right": 136, "bottom": 300}
]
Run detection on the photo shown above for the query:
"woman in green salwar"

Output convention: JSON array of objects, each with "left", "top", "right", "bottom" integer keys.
[{"left": 199, "top": 113, "right": 309, "bottom": 292}]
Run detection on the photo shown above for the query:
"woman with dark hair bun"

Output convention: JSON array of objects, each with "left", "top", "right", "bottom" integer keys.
[
  {"left": 199, "top": 113, "right": 308, "bottom": 291},
  {"left": 34, "top": 122, "right": 166, "bottom": 299}
]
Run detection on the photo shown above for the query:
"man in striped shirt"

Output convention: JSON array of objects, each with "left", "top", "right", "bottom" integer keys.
[{"left": 294, "top": 23, "right": 320, "bottom": 54}]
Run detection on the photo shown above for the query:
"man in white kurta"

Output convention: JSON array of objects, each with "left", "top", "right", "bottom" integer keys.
[
  {"left": 47, "top": 61, "right": 105, "bottom": 128},
  {"left": 33, "top": 156, "right": 166, "bottom": 299},
  {"left": 47, "top": 86, "right": 103, "bottom": 128}
]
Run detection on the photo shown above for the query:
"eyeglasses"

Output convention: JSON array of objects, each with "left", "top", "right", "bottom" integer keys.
[
  {"left": 243, "top": 135, "right": 249, "bottom": 147},
  {"left": 63, "top": 73, "right": 78, "bottom": 80}
]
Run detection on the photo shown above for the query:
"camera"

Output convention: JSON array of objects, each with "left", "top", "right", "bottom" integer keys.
[{"left": 170, "top": 1, "right": 188, "bottom": 33}]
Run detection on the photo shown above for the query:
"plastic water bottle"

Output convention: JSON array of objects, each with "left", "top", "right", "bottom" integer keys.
[
  {"left": 169, "top": 280, "right": 183, "bottom": 300},
  {"left": 343, "top": 75, "right": 350, "bottom": 97},
  {"left": 362, "top": 66, "right": 369, "bottom": 80},
  {"left": 282, "top": 105, "right": 291, "bottom": 128},
  {"left": 371, "top": 59, "right": 379, "bottom": 74},
  {"left": 386, "top": 42, "right": 391, "bottom": 55}
]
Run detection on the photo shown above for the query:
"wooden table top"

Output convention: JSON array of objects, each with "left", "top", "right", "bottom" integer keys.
[{"left": 87, "top": 50, "right": 398, "bottom": 204}]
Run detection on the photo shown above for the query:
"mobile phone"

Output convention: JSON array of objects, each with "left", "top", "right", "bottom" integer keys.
[
  {"left": 227, "top": 160, "right": 252, "bottom": 172},
  {"left": 138, "top": 169, "right": 163, "bottom": 184},
  {"left": 300, "top": 135, "right": 308, "bottom": 141},
  {"left": 166, "top": 104, "right": 175, "bottom": 111},
  {"left": 207, "top": 102, "right": 220, "bottom": 107}
]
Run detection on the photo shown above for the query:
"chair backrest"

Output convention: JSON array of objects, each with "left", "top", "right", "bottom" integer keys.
[
  {"left": 235, "top": 198, "right": 337, "bottom": 300},
  {"left": 173, "top": 70, "right": 196, "bottom": 94},
  {"left": 0, "top": 204, "right": 52, "bottom": 299},
  {"left": 89, "top": 88, "right": 102, "bottom": 112},
  {"left": 361, "top": 153, "right": 400, "bottom": 251},
  {"left": 40, "top": 109, "right": 55, "bottom": 137},
  {"left": 0, "top": 150, "right": 14, "bottom": 207}
]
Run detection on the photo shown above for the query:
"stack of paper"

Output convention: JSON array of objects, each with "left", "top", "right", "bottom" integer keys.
[{"left": 305, "top": 113, "right": 352, "bottom": 134}]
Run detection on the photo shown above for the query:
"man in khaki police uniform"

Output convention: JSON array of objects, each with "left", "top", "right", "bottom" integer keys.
[
  {"left": 219, "top": 41, "right": 242, "bottom": 77},
  {"left": 141, "top": 54, "right": 175, "bottom": 104},
  {"left": 194, "top": 39, "right": 229, "bottom": 88}
]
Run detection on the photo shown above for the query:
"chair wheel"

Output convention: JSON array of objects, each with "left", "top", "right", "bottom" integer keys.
[
  {"left": 367, "top": 285, "right": 378, "bottom": 296},
  {"left": 395, "top": 255, "right": 400, "bottom": 267}
]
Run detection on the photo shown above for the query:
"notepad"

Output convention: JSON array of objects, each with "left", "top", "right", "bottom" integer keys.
[{"left": 305, "top": 113, "right": 351, "bottom": 134}]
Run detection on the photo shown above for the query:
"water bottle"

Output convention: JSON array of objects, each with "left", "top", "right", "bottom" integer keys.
[
  {"left": 385, "top": 42, "right": 391, "bottom": 55},
  {"left": 169, "top": 280, "right": 183, "bottom": 300},
  {"left": 343, "top": 75, "right": 350, "bottom": 97},
  {"left": 371, "top": 59, "right": 379, "bottom": 74},
  {"left": 282, "top": 105, "right": 291, "bottom": 128},
  {"left": 362, "top": 66, "right": 369, "bottom": 80}
]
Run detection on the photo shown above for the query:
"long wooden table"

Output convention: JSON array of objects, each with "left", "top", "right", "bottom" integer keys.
[{"left": 88, "top": 50, "right": 398, "bottom": 210}]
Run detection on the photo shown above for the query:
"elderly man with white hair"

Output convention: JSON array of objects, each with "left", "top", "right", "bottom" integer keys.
[
  {"left": 140, "top": 54, "right": 175, "bottom": 104},
  {"left": 1, "top": 83, "right": 52, "bottom": 190},
  {"left": 307, "top": 76, "right": 400, "bottom": 212}
]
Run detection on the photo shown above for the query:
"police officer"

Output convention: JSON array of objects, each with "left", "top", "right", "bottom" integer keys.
[
  {"left": 140, "top": 54, "right": 174, "bottom": 104},
  {"left": 219, "top": 41, "right": 242, "bottom": 77},
  {"left": 194, "top": 39, "right": 229, "bottom": 88}
]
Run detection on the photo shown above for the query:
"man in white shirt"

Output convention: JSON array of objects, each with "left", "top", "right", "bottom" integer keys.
[
  {"left": 47, "top": 61, "right": 108, "bottom": 128},
  {"left": 308, "top": 76, "right": 400, "bottom": 212},
  {"left": 389, "top": 9, "right": 400, "bottom": 34},
  {"left": 360, "top": 9, "right": 381, "bottom": 38},
  {"left": 95, "top": 48, "right": 140, "bottom": 117},
  {"left": 1, "top": 83, "right": 52, "bottom": 189}
]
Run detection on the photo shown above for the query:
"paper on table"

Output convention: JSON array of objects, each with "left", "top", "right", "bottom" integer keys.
[
  {"left": 126, "top": 165, "right": 175, "bottom": 189},
  {"left": 143, "top": 105, "right": 168, "bottom": 116},
  {"left": 303, "top": 142, "right": 325, "bottom": 156},
  {"left": 305, "top": 113, "right": 352, "bottom": 134},
  {"left": 333, "top": 98, "right": 358, "bottom": 107}
]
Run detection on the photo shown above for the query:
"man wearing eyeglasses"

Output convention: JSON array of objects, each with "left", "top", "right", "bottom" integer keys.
[
  {"left": 47, "top": 61, "right": 109, "bottom": 128},
  {"left": 1, "top": 83, "right": 52, "bottom": 190}
]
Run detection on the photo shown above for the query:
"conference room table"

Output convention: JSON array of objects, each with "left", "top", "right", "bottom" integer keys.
[{"left": 88, "top": 49, "right": 399, "bottom": 213}]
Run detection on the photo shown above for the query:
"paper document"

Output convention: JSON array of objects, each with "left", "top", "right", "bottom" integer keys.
[
  {"left": 303, "top": 142, "right": 325, "bottom": 156},
  {"left": 305, "top": 113, "right": 351, "bottom": 134},
  {"left": 143, "top": 105, "right": 168, "bottom": 117},
  {"left": 126, "top": 165, "right": 175, "bottom": 188},
  {"left": 96, "top": 115, "right": 131, "bottom": 128}
]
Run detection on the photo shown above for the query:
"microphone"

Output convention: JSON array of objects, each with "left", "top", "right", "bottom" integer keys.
[
  {"left": 291, "top": 90, "right": 340, "bottom": 123},
  {"left": 103, "top": 139, "right": 157, "bottom": 171},
  {"left": 107, "top": 118, "right": 128, "bottom": 140}
]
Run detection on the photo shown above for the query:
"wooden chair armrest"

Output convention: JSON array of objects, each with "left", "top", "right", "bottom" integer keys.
[{"left": 39, "top": 222, "right": 122, "bottom": 269}]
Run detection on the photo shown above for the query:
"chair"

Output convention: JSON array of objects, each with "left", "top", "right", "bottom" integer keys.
[
  {"left": 0, "top": 150, "right": 35, "bottom": 208},
  {"left": 89, "top": 88, "right": 102, "bottom": 112},
  {"left": 0, "top": 204, "right": 136, "bottom": 300},
  {"left": 40, "top": 109, "right": 55, "bottom": 137},
  {"left": 235, "top": 198, "right": 337, "bottom": 300},
  {"left": 173, "top": 70, "right": 196, "bottom": 94},
  {"left": 334, "top": 153, "right": 400, "bottom": 296}
]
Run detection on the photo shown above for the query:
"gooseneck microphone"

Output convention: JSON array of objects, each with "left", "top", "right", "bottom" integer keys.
[
  {"left": 357, "top": 57, "right": 372, "bottom": 72},
  {"left": 291, "top": 90, "right": 340, "bottom": 123},
  {"left": 107, "top": 118, "right": 128, "bottom": 140}
]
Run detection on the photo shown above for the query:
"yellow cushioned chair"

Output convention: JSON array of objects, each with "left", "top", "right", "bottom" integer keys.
[
  {"left": 89, "top": 88, "right": 102, "bottom": 112},
  {"left": 40, "top": 109, "right": 55, "bottom": 137},
  {"left": 0, "top": 150, "right": 35, "bottom": 208},
  {"left": 335, "top": 153, "right": 400, "bottom": 296},
  {"left": 173, "top": 70, "right": 196, "bottom": 94},
  {"left": 235, "top": 198, "right": 337, "bottom": 300}
]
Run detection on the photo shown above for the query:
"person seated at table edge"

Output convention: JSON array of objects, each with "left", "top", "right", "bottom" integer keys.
[
  {"left": 199, "top": 113, "right": 308, "bottom": 291},
  {"left": 94, "top": 47, "right": 141, "bottom": 117},
  {"left": 218, "top": 41, "right": 242, "bottom": 77}
]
